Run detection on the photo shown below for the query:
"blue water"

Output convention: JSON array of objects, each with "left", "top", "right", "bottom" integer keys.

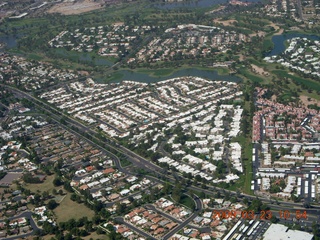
[
  {"left": 267, "top": 33, "right": 320, "bottom": 56},
  {"left": 79, "top": 54, "right": 113, "bottom": 66},
  {"left": 0, "top": 34, "right": 20, "bottom": 50},
  {"left": 154, "top": 0, "right": 264, "bottom": 9},
  {"left": 109, "top": 68, "right": 241, "bottom": 83}
]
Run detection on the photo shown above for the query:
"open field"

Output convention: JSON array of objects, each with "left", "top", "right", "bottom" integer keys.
[
  {"left": 179, "top": 194, "right": 195, "bottom": 210},
  {"left": 83, "top": 232, "right": 108, "bottom": 240},
  {"left": 213, "top": 18, "right": 237, "bottom": 26},
  {"left": 47, "top": 0, "right": 104, "bottom": 15},
  {"left": 42, "top": 232, "right": 107, "bottom": 240},
  {"left": 300, "top": 95, "right": 320, "bottom": 107},
  {"left": 238, "top": 68, "right": 264, "bottom": 83},
  {"left": 250, "top": 64, "right": 269, "bottom": 76},
  {"left": 24, "top": 174, "right": 56, "bottom": 193},
  {"left": 53, "top": 193, "right": 95, "bottom": 222},
  {"left": 273, "top": 70, "right": 320, "bottom": 92}
]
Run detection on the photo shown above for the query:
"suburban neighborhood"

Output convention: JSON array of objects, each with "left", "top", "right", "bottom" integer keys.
[{"left": 0, "top": 0, "right": 320, "bottom": 239}]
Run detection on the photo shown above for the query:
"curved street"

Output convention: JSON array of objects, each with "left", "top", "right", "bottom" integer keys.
[{"left": 2, "top": 211, "right": 41, "bottom": 240}]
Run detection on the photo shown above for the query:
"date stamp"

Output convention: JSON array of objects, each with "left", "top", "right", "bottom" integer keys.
[{"left": 212, "top": 210, "right": 308, "bottom": 220}]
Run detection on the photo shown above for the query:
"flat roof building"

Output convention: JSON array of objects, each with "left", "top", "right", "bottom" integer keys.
[{"left": 263, "top": 223, "right": 313, "bottom": 240}]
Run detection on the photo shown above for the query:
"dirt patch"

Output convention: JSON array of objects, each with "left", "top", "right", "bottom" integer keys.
[
  {"left": 206, "top": 6, "right": 226, "bottom": 14},
  {"left": 249, "top": 31, "right": 266, "bottom": 37},
  {"left": 213, "top": 18, "right": 237, "bottom": 26},
  {"left": 47, "top": 0, "right": 103, "bottom": 15},
  {"left": 300, "top": 95, "right": 320, "bottom": 107},
  {"left": 267, "top": 22, "right": 284, "bottom": 35},
  {"left": 268, "top": 22, "right": 279, "bottom": 31},
  {"left": 239, "top": 54, "right": 245, "bottom": 61},
  {"left": 250, "top": 64, "right": 270, "bottom": 76},
  {"left": 273, "top": 28, "right": 284, "bottom": 36}
]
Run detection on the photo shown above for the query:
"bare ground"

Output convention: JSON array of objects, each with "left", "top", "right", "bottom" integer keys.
[
  {"left": 213, "top": 18, "right": 237, "bottom": 26},
  {"left": 249, "top": 31, "right": 266, "bottom": 37},
  {"left": 47, "top": 0, "right": 103, "bottom": 15},
  {"left": 251, "top": 64, "right": 270, "bottom": 76},
  {"left": 300, "top": 95, "right": 320, "bottom": 107},
  {"left": 206, "top": 6, "right": 226, "bottom": 14},
  {"left": 267, "top": 22, "right": 284, "bottom": 35}
]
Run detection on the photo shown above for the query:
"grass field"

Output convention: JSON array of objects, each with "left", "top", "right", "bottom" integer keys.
[
  {"left": 179, "top": 194, "right": 195, "bottom": 210},
  {"left": 272, "top": 70, "right": 320, "bottom": 92},
  {"left": 24, "top": 174, "right": 56, "bottom": 193},
  {"left": 53, "top": 193, "right": 95, "bottom": 223},
  {"left": 238, "top": 68, "right": 265, "bottom": 83},
  {"left": 42, "top": 232, "right": 107, "bottom": 240},
  {"left": 230, "top": 135, "right": 253, "bottom": 194},
  {"left": 83, "top": 232, "right": 108, "bottom": 240}
]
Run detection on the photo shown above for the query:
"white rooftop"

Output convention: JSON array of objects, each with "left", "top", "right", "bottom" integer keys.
[{"left": 263, "top": 223, "right": 313, "bottom": 240}]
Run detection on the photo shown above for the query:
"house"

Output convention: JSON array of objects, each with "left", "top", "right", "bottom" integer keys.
[
  {"left": 0, "top": 231, "right": 7, "bottom": 238},
  {"left": 108, "top": 193, "right": 120, "bottom": 201},
  {"left": 104, "top": 168, "right": 115, "bottom": 175},
  {"left": 154, "top": 227, "right": 165, "bottom": 235}
]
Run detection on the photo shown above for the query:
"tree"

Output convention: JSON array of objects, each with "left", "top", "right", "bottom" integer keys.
[
  {"left": 270, "top": 215, "right": 279, "bottom": 223},
  {"left": 249, "top": 198, "right": 263, "bottom": 213},
  {"left": 52, "top": 189, "right": 57, "bottom": 195},
  {"left": 312, "top": 221, "right": 320, "bottom": 237},
  {"left": 53, "top": 177, "right": 63, "bottom": 187},
  {"left": 172, "top": 183, "right": 182, "bottom": 203},
  {"left": 303, "top": 201, "right": 311, "bottom": 208},
  {"left": 47, "top": 199, "right": 58, "bottom": 210},
  {"left": 42, "top": 191, "right": 49, "bottom": 200}
]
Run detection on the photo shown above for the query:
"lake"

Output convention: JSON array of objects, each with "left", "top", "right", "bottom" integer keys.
[
  {"left": 55, "top": 48, "right": 114, "bottom": 66},
  {"left": 0, "top": 34, "right": 20, "bottom": 50},
  {"left": 107, "top": 68, "right": 241, "bottom": 83},
  {"left": 154, "top": 0, "right": 264, "bottom": 9},
  {"left": 267, "top": 33, "right": 320, "bottom": 56}
]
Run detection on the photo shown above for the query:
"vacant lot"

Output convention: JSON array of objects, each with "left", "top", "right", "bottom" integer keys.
[
  {"left": 24, "top": 174, "right": 56, "bottom": 193},
  {"left": 300, "top": 95, "right": 320, "bottom": 107},
  {"left": 47, "top": 0, "right": 103, "bottom": 15},
  {"left": 213, "top": 18, "right": 237, "bottom": 26},
  {"left": 251, "top": 64, "right": 269, "bottom": 76},
  {"left": 54, "top": 193, "right": 95, "bottom": 222}
]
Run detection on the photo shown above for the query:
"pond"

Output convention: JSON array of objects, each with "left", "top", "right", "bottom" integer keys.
[
  {"left": 0, "top": 34, "right": 20, "bottom": 50},
  {"left": 55, "top": 48, "right": 114, "bottom": 66},
  {"left": 107, "top": 68, "right": 241, "bottom": 83},
  {"left": 267, "top": 33, "right": 320, "bottom": 56}
]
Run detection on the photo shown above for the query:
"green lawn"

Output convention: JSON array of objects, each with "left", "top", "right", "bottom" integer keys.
[
  {"left": 238, "top": 68, "right": 265, "bottom": 83},
  {"left": 231, "top": 135, "right": 253, "bottom": 194},
  {"left": 83, "top": 232, "right": 108, "bottom": 240},
  {"left": 53, "top": 193, "right": 95, "bottom": 223},
  {"left": 273, "top": 70, "right": 320, "bottom": 91},
  {"left": 179, "top": 194, "right": 195, "bottom": 210},
  {"left": 24, "top": 174, "right": 56, "bottom": 193}
]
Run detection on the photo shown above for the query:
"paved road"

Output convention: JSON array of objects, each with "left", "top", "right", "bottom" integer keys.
[
  {"left": 162, "top": 195, "right": 203, "bottom": 240},
  {"left": 2, "top": 211, "right": 41, "bottom": 240},
  {"left": 114, "top": 216, "right": 157, "bottom": 240},
  {"left": 3, "top": 84, "right": 320, "bottom": 225}
]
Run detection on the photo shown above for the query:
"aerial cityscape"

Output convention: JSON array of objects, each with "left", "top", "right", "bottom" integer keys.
[{"left": 0, "top": 0, "right": 320, "bottom": 239}]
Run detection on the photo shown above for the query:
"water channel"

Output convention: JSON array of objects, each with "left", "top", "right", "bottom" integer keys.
[
  {"left": 3, "top": 31, "right": 319, "bottom": 84},
  {"left": 107, "top": 68, "right": 241, "bottom": 83}
]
